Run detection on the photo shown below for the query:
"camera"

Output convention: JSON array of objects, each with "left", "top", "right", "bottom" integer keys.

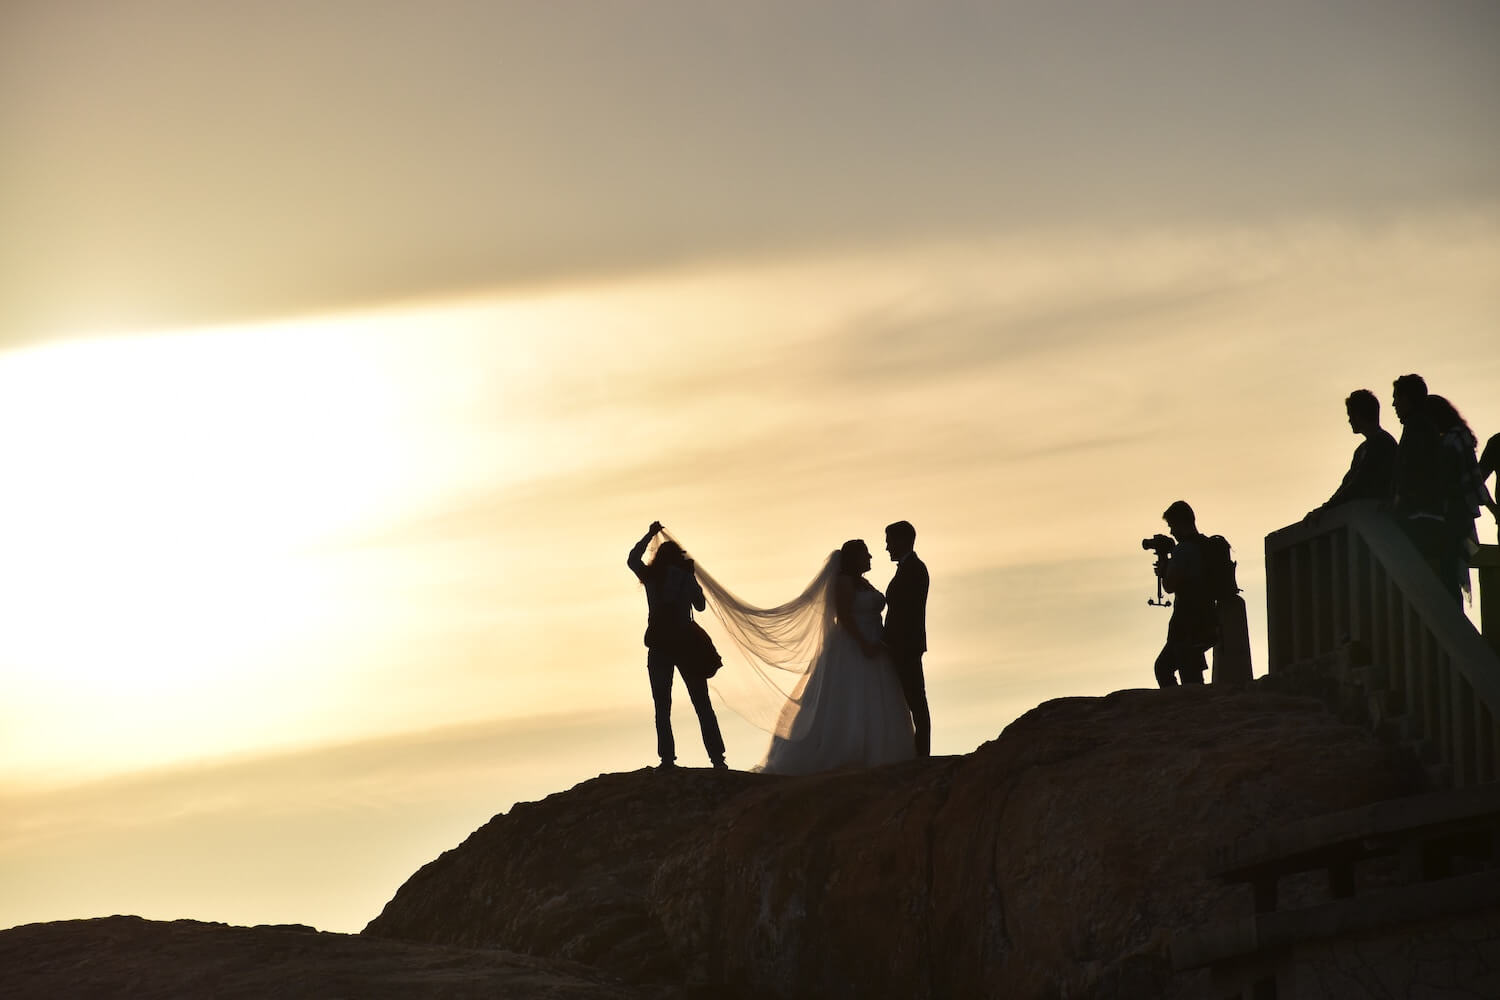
[
  {"left": 1141, "top": 534, "right": 1175, "bottom": 556},
  {"left": 1142, "top": 533, "right": 1174, "bottom": 608}
]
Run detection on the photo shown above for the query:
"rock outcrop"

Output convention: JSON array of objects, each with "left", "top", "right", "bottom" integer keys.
[
  {"left": 364, "top": 766, "right": 773, "bottom": 983},
  {"left": 0, "top": 914, "right": 649, "bottom": 999},
  {"left": 367, "top": 687, "right": 1421, "bottom": 998}
]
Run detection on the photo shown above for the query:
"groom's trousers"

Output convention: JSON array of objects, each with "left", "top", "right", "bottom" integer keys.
[
  {"left": 647, "top": 647, "right": 726, "bottom": 765},
  {"left": 892, "top": 652, "right": 931, "bottom": 758}
]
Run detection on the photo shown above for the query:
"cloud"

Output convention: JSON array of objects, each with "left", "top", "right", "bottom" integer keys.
[
  {"left": 3, "top": 1, "right": 1496, "bottom": 340},
  {"left": 0, "top": 707, "right": 636, "bottom": 851}
]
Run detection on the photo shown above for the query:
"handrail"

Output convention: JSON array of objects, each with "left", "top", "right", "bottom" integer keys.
[{"left": 1265, "top": 500, "right": 1500, "bottom": 787}]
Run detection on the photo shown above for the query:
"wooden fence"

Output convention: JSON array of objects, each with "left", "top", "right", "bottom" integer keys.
[{"left": 1265, "top": 500, "right": 1500, "bottom": 787}]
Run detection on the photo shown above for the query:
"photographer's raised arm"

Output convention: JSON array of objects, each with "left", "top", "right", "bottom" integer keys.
[{"left": 628, "top": 521, "right": 662, "bottom": 582}]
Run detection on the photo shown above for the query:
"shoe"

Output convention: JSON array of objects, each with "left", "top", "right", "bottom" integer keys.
[
  {"left": 656, "top": 760, "right": 677, "bottom": 771},
  {"left": 712, "top": 759, "right": 728, "bottom": 771}
]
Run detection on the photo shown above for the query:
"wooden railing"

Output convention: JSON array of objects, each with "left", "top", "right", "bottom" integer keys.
[{"left": 1265, "top": 500, "right": 1500, "bottom": 788}]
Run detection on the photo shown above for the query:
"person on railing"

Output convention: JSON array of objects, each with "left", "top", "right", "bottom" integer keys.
[
  {"left": 1152, "top": 501, "right": 1217, "bottom": 688},
  {"left": 1305, "top": 388, "right": 1397, "bottom": 521},
  {"left": 1481, "top": 433, "right": 1500, "bottom": 544},
  {"left": 1428, "top": 394, "right": 1489, "bottom": 599},
  {"left": 1391, "top": 374, "right": 1461, "bottom": 602}
]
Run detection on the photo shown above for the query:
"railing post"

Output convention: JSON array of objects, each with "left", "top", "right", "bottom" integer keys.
[
  {"left": 1474, "top": 544, "right": 1500, "bottom": 660},
  {"left": 1266, "top": 544, "right": 1286, "bottom": 673},
  {"left": 1348, "top": 534, "right": 1366, "bottom": 646},
  {"left": 1291, "top": 544, "right": 1310, "bottom": 662}
]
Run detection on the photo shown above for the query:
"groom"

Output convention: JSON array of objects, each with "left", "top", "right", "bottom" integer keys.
[{"left": 883, "top": 520, "right": 931, "bottom": 758}]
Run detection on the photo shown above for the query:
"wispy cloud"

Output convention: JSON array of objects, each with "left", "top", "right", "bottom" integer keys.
[{"left": 4, "top": 2, "right": 1496, "bottom": 338}]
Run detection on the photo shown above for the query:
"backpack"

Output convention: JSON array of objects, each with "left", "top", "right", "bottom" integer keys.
[{"left": 1201, "top": 534, "right": 1240, "bottom": 604}]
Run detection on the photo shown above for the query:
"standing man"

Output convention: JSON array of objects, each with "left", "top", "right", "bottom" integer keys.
[
  {"left": 1306, "top": 388, "right": 1398, "bottom": 519},
  {"left": 1153, "top": 501, "right": 1216, "bottom": 688},
  {"left": 1391, "top": 374, "right": 1457, "bottom": 600},
  {"left": 883, "top": 520, "right": 931, "bottom": 758}
]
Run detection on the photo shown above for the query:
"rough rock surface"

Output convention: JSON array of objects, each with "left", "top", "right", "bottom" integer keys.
[
  {"left": 0, "top": 915, "right": 648, "bottom": 999},
  {"left": 368, "top": 687, "right": 1422, "bottom": 998},
  {"left": 364, "top": 765, "right": 773, "bottom": 984}
]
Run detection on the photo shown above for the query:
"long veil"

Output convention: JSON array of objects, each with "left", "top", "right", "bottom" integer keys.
[{"left": 660, "top": 530, "right": 839, "bottom": 740}]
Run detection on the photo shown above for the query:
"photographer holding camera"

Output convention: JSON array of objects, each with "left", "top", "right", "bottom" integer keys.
[{"left": 1146, "top": 500, "right": 1218, "bottom": 688}]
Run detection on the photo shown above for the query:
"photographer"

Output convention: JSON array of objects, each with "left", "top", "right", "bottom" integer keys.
[
  {"left": 627, "top": 521, "right": 727, "bottom": 771},
  {"left": 1148, "top": 500, "right": 1217, "bottom": 688}
]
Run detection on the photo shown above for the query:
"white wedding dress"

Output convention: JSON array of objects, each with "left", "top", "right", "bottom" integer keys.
[{"left": 757, "top": 586, "right": 916, "bottom": 775}]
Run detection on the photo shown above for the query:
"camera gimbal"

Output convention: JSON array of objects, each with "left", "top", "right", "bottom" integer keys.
[{"left": 1141, "top": 534, "right": 1175, "bottom": 608}]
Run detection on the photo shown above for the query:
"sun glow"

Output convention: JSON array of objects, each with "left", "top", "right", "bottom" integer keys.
[{"left": 0, "top": 318, "right": 431, "bottom": 778}]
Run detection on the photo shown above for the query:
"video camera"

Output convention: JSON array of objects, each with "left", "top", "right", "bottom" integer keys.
[
  {"left": 1141, "top": 534, "right": 1175, "bottom": 556},
  {"left": 1141, "top": 534, "right": 1174, "bottom": 607}
]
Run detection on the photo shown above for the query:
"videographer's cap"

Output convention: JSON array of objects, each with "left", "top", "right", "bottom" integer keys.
[{"left": 1162, "top": 500, "right": 1195, "bottom": 524}]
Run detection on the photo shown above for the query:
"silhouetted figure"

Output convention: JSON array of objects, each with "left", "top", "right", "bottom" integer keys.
[
  {"left": 1481, "top": 434, "right": 1500, "bottom": 542},
  {"left": 1153, "top": 501, "right": 1215, "bottom": 688},
  {"left": 1429, "top": 394, "right": 1486, "bottom": 597},
  {"left": 883, "top": 520, "right": 932, "bottom": 758},
  {"left": 1306, "top": 388, "right": 1397, "bottom": 519},
  {"left": 1391, "top": 376, "right": 1460, "bottom": 602},
  {"left": 627, "top": 522, "right": 726, "bottom": 770}
]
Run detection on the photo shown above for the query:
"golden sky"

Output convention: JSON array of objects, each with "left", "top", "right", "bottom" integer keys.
[{"left": 1, "top": 1, "right": 1498, "bottom": 933}]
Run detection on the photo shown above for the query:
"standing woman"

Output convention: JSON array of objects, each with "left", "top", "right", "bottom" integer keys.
[
  {"left": 1428, "top": 395, "right": 1487, "bottom": 599},
  {"left": 627, "top": 521, "right": 727, "bottom": 770}
]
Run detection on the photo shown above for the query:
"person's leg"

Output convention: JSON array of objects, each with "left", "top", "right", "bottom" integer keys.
[
  {"left": 680, "top": 668, "right": 727, "bottom": 767},
  {"left": 895, "top": 654, "right": 932, "bottom": 757},
  {"left": 647, "top": 648, "right": 676, "bottom": 766},
  {"left": 1181, "top": 646, "right": 1207, "bottom": 685},
  {"left": 1404, "top": 517, "right": 1460, "bottom": 602},
  {"left": 1154, "top": 643, "right": 1179, "bottom": 688}
]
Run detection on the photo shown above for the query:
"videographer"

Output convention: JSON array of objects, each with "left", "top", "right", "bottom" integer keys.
[{"left": 1148, "top": 500, "right": 1217, "bottom": 688}]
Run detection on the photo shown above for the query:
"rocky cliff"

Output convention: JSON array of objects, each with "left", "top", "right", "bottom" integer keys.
[
  {"left": 364, "top": 686, "right": 1420, "bottom": 999},
  {"left": 0, "top": 914, "right": 651, "bottom": 999}
]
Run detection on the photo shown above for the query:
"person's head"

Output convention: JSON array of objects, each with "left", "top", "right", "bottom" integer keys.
[
  {"left": 839, "top": 539, "right": 872, "bottom": 576},
  {"left": 1392, "top": 374, "right": 1428, "bottom": 425},
  {"left": 648, "top": 540, "right": 690, "bottom": 579},
  {"left": 1162, "top": 500, "right": 1197, "bottom": 542},
  {"left": 1344, "top": 389, "right": 1380, "bottom": 434},
  {"left": 884, "top": 520, "right": 916, "bottom": 562},
  {"left": 1425, "top": 394, "right": 1472, "bottom": 440}
]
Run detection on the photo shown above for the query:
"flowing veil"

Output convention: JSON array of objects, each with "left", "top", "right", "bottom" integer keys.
[{"left": 659, "top": 530, "right": 840, "bottom": 740}]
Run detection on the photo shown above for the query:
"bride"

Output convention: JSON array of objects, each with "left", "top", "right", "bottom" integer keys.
[{"left": 686, "top": 535, "right": 915, "bottom": 775}]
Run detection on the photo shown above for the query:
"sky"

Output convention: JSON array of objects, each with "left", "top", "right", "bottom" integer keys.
[{"left": 1, "top": 1, "right": 1498, "bottom": 934}]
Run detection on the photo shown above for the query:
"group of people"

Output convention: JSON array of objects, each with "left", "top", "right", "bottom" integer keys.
[
  {"left": 1149, "top": 374, "right": 1496, "bottom": 690},
  {"left": 627, "top": 520, "right": 930, "bottom": 774},
  {"left": 625, "top": 374, "right": 1495, "bottom": 772},
  {"left": 1306, "top": 374, "right": 1498, "bottom": 601}
]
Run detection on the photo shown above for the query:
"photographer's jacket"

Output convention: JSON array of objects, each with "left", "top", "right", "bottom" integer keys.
[
  {"left": 1162, "top": 535, "right": 1216, "bottom": 648},
  {"left": 628, "top": 546, "right": 706, "bottom": 649}
]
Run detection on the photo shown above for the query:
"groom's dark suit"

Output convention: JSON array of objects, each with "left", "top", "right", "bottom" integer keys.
[{"left": 884, "top": 552, "right": 931, "bottom": 758}]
